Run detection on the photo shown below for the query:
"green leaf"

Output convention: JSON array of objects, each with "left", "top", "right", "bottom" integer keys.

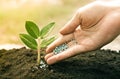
[
  {"left": 25, "top": 21, "right": 40, "bottom": 39},
  {"left": 19, "top": 34, "right": 37, "bottom": 49},
  {"left": 40, "top": 22, "right": 55, "bottom": 38},
  {"left": 40, "top": 36, "right": 56, "bottom": 48}
]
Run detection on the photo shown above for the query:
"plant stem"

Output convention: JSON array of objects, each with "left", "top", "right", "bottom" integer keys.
[{"left": 37, "top": 38, "right": 41, "bottom": 65}]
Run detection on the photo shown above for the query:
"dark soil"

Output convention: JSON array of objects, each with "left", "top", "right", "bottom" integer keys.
[{"left": 0, "top": 47, "right": 120, "bottom": 79}]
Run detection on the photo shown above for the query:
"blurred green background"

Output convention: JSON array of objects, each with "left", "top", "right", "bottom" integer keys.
[{"left": 0, "top": 0, "right": 94, "bottom": 45}]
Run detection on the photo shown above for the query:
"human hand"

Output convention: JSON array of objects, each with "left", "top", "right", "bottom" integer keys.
[{"left": 45, "top": 0, "right": 120, "bottom": 65}]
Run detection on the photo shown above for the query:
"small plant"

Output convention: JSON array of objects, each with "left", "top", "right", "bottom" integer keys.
[{"left": 19, "top": 21, "right": 56, "bottom": 65}]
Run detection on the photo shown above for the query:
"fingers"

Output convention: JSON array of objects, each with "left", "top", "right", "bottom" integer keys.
[
  {"left": 46, "top": 33, "right": 74, "bottom": 53},
  {"left": 60, "top": 11, "right": 81, "bottom": 35},
  {"left": 45, "top": 45, "right": 86, "bottom": 65},
  {"left": 44, "top": 53, "right": 54, "bottom": 61}
]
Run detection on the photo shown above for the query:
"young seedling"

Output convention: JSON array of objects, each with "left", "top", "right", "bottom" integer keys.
[{"left": 19, "top": 21, "right": 56, "bottom": 65}]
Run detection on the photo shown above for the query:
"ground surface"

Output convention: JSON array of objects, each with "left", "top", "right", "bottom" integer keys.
[{"left": 0, "top": 47, "right": 120, "bottom": 79}]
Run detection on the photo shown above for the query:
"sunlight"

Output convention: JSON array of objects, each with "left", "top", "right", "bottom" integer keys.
[{"left": 0, "top": 0, "right": 62, "bottom": 9}]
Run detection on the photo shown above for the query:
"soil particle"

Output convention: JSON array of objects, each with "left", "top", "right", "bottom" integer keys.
[{"left": 0, "top": 47, "right": 120, "bottom": 79}]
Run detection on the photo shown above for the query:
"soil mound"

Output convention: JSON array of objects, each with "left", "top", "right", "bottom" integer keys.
[{"left": 0, "top": 47, "right": 120, "bottom": 79}]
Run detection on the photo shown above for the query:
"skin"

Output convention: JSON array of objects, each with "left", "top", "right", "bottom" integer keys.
[{"left": 45, "top": 0, "right": 120, "bottom": 65}]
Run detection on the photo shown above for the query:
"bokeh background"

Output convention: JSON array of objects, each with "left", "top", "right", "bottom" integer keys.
[
  {"left": 0, "top": 0, "right": 94, "bottom": 44},
  {"left": 0, "top": 0, "right": 120, "bottom": 50}
]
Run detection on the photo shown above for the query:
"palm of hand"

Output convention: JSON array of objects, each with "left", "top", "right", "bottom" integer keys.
[
  {"left": 45, "top": 1, "right": 120, "bottom": 65},
  {"left": 63, "top": 2, "right": 120, "bottom": 52}
]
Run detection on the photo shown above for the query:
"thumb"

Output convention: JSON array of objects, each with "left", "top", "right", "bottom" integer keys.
[{"left": 60, "top": 11, "right": 81, "bottom": 35}]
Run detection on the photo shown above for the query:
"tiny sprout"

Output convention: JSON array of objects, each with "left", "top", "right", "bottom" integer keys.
[{"left": 19, "top": 21, "right": 56, "bottom": 65}]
